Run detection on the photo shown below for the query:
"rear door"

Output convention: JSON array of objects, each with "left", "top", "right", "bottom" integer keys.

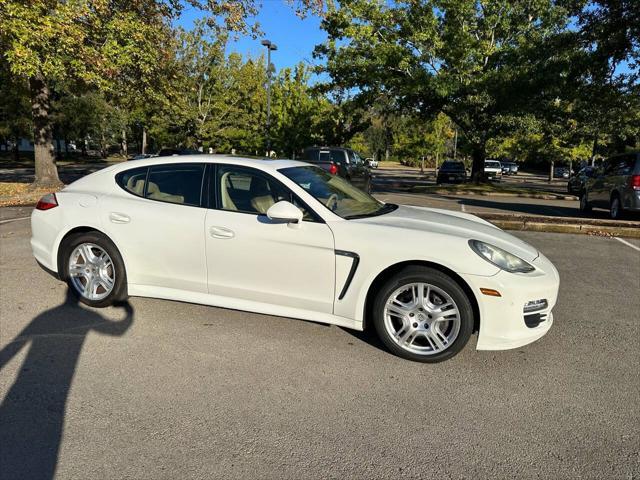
[
  {"left": 590, "top": 159, "right": 613, "bottom": 207},
  {"left": 104, "top": 163, "right": 208, "bottom": 292}
]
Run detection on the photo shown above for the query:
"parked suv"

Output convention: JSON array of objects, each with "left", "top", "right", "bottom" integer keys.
[
  {"left": 579, "top": 152, "right": 640, "bottom": 219},
  {"left": 437, "top": 161, "right": 467, "bottom": 184},
  {"left": 302, "top": 147, "right": 372, "bottom": 192}
]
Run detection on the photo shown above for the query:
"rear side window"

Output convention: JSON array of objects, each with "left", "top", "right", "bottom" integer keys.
[
  {"left": 115, "top": 164, "right": 205, "bottom": 206},
  {"left": 146, "top": 164, "right": 205, "bottom": 206},
  {"left": 117, "top": 167, "right": 148, "bottom": 196},
  {"left": 613, "top": 154, "right": 636, "bottom": 176}
]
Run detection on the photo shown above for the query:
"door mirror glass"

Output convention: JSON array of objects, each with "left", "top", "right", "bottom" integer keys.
[{"left": 266, "top": 201, "right": 304, "bottom": 223}]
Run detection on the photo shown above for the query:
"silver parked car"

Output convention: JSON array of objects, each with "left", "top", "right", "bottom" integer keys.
[{"left": 579, "top": 152, "right": 640, "bottom": 219}]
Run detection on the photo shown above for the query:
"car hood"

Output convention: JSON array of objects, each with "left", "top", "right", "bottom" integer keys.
[{"left": 355, "top": 205, "right": 539, "bottom": 262}]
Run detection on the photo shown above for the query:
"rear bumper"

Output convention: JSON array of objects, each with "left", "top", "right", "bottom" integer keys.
[
  {"left": 461, "top": 252, "right": 560, "bottom": 351},
  {"left": 623, "top": 189, "right": 640, "bottom": 211},
  {"left": 30, "top": 209, "right": 61, "bottom": 273}
]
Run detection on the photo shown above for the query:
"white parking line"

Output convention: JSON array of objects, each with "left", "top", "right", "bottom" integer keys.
[
  {"left": 460, "top": 202, "right": 466, "bottom": 212},
  {"left": 614, "top": 237, "right": 640, "bottom": 252},
  {"left": 0, "top": 216, "right": 30, "bottom": 225}
]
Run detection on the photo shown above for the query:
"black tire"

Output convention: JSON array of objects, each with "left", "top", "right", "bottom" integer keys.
[
  {"left": 60, "top": 231, "right": 128, "bottom": 308},
  {"left": 579, "top": 191, "right": 592, "bottom": 214},
  {"left": 372, "top": 266, "right": 474, "bottom": 363},
  {"left": 610, "top": 194, "right": 623, "bottom": 220}
]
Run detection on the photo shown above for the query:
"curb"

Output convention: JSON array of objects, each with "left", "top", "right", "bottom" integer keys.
[{"left": 477, "top": 213, "right": 640, "bottom": 238}]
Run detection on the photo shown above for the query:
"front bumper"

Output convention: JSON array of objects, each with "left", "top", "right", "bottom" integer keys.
[{"left": 461, "top": 252, "right": 560, "bottom": 350}]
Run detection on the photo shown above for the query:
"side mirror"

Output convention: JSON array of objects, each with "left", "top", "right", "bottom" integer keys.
[{"left": 266, "top": 201, "right": 303, "bottom": 225}]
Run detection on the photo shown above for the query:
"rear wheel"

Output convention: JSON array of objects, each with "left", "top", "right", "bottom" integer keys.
[
  {"left": 610, "top": 194, "right": 623, "bottom": 219},
  {"left": 372, "top": 266, "right": 473, "bottom": 363},
  {"left": 61, "top": 231, "right": 128, "bottom": 307}
]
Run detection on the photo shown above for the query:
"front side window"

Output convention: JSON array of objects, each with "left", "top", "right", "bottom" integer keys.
[
  {"left": 145, "top": 164, "right": 205, "bottom": 206},
  {"left": 216, "top": 165, "right": 315, "bottom": 221},
  {"left": 280, "top": 165, "right": 397, "bottom": 219}
]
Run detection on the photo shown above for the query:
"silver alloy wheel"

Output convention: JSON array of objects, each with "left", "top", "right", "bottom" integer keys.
[
  {"left": 383, "top": 282, "right": 461, "bottom": 355},
  {"left": 68, "top": 243, "right": 115, "bottom": 301}
]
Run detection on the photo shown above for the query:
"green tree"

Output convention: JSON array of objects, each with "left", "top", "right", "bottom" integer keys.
[
  {"left": 0, "top": 0, "right": 323, "bottom": 186},
  {"left": 271, "top": 64, "right": 319, "bottom": 158},
  {"left": 317, "top": 0, "right": 573, "bottom": 180}
]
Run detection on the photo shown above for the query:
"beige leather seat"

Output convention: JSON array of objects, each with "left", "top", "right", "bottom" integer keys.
[
  {"left": 249, "top": 177, "right": 275, "bottom": 214},
  {"left": 146, "top": 181, "right": 184, "bottom": 204}
]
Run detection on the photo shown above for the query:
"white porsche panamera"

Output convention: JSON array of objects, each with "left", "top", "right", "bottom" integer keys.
[{"left": 31, "top": 156, "right": 559, "bottom": 362}]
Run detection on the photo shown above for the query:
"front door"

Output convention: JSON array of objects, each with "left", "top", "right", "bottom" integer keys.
[{"left": 204, "top": 164, "right": 336, "bottom": 313}]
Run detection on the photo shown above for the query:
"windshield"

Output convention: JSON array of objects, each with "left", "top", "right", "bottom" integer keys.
[
  {"left": 485, "top": 161, "right": 501, "bottom": 168},
  {"left": 279, "top": 166, "right": 397, "bottom": 219}
]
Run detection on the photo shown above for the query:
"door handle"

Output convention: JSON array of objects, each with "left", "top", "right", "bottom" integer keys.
[
  {"left": 209, "top": 226, "right": 234, "bottom": 239},
  {"left": 109, "top": 212, "right": 131, "bottom": 224}
]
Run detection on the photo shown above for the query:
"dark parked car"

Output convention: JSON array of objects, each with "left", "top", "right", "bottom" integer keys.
[
  {"left": 567, "top": 166, "right": 595, "bottom": 195},
  {"left": 436, "top": 161, "right": 467, "bottom": 184},
  {"left": 580, "top": 152, "right": 640, "bottom": 219},
  {"left": 302, "top": 147, "right": 372, "bottom": 192}
]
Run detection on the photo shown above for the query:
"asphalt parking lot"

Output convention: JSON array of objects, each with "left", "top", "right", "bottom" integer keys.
[{"left": 1, "top": 216, "right": 639, "bottom": 479}]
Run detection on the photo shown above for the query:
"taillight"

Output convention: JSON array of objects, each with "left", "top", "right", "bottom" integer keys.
[
  {"left": 36, "top": 193, "right": 58, "bottom": 210},
  {"left": 329, "top": 163, "right": 338, "bottom": 175},
  {"left": 630, "top": 175, "right": 640, "bottom": 190}
]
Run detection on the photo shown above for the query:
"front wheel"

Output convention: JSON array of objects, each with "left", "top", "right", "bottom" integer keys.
[
  {"left": 372, "top": 267, "right": 474, "bottom": 362},
  {"left": 61, "top": 231, "right": 128, "bottom": 308},
  {"left": 579, "top": 192, "right": 592, "bottom": 214}
]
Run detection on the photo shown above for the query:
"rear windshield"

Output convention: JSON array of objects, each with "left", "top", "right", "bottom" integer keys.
[{"left": 440, "top": 162, "right": 465, "bottom": 171}]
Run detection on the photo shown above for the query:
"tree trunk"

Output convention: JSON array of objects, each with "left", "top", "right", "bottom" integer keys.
[
  {"left": 121, "top": 129, "right": 128, "bottom": 158},
  {"left": 65, "top": 138, "right": 70, "bottom": 155},
  {"left": 549, "top": 160, "right": 554, "bottom": 182},
  {"left": 29, "top": 75, "right": 62, "bottom": 187},
  {"left": 141, "top": 127, "right": 147, "bottom": 155},
  {"left": 470, "top": 145, "right": 486, "bottom": 183},
  {"left": 590, "top": 136, "right": 598, "bottom": 166}
]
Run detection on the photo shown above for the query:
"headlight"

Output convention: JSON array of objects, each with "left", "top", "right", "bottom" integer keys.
[{"left": 469, "top": 240, "right": 535, "bottom": 273}]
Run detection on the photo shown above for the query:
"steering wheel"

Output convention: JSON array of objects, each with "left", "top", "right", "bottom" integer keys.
[{"left": 325, "top": 193, "right": 339, "bottom": 211}]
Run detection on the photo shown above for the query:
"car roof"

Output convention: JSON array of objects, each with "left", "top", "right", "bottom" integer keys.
[{"left": 109, "top": 155, "right": 309, "bottom": 173}]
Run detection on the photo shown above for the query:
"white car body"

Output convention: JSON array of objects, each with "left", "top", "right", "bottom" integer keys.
[
  {"left": 484, "top": 160, "right": 503, "bottom": 179},
  {"left": 31, "top": 156, "right": 559, "bottom": 352}
]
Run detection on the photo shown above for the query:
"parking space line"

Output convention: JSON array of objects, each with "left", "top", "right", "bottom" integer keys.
[
  {"left": 614, "top": 237, "right": 640, "bottom": 252},
  {"left": 0, "top": 216, "right": 30, "bottom": 225},
  {"left": 460, "top": 201, "right": 466, "bottom": 212}
]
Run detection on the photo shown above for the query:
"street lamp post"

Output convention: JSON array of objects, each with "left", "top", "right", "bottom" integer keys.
[{"left": 261, "top": 39, "right": 277, "bottom": 157}]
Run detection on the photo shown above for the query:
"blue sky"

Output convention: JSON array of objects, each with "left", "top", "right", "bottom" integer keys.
[{"left": 177, "top": 2, "right": 327, "bottom": 73}]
